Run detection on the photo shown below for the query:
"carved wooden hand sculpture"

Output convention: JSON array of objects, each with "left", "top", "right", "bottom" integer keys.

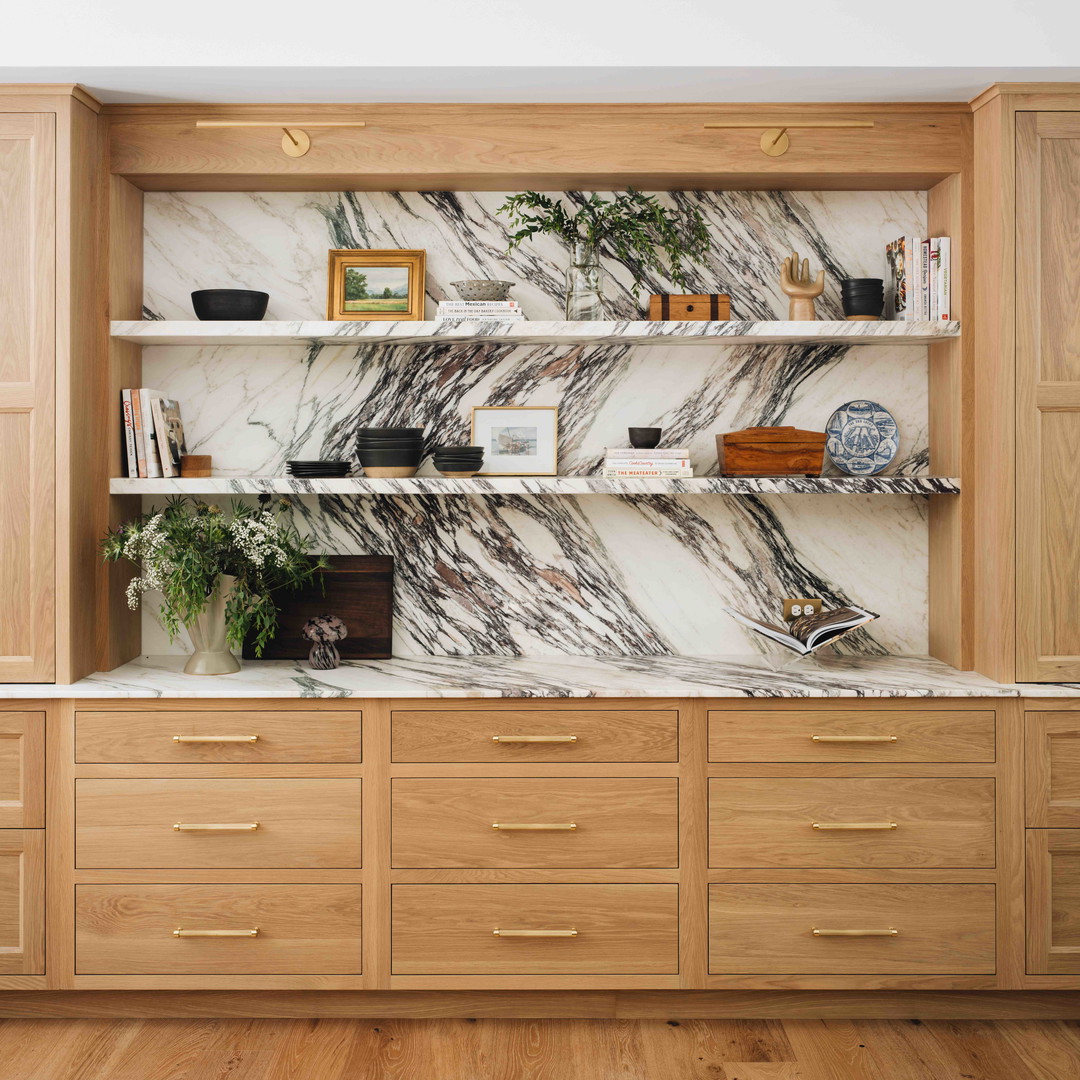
[{"left": 780, "top": 250, "right": 826, "bottom": 321}]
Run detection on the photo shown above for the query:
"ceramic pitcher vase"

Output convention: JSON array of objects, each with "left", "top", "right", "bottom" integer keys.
[{"left": 183, "top": 574, "right": 241, "bottom": 675}]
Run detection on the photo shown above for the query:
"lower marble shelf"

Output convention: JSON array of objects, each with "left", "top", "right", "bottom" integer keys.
[{"left": 109, "top": 476, "right": 961, "bottom": 497}]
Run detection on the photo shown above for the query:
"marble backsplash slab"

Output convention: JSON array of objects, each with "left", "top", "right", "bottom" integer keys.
[{"left": 141, "top": 189, "right": 930, "bottom": 658}]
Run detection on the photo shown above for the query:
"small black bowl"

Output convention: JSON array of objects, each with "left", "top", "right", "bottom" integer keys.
[
  {"left": 191, "top": 289, "right": 269, "bottom": 321},
  {"left": 841, "top": 277, "right": 884, "bottom": 288},
  {"left": 357, "top": 427, "right": 424, "bottom": 438},
  {"left": 629, "top": 427, "right": 662, "bottom": 450},
  {"left": 357, "top": 450, "right": 423, "bottom": 467},
  {"left": 356, "top": 438, "right": 424, "bottom": 449},
  {"left": 842, "top": 295, "right": 884, "bottom": 317},
  {"left": 433, "top": 445, "right": 483, "bottom": 454}
]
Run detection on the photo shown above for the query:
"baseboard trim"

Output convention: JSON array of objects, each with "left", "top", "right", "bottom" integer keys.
[{"left": 0, "top": 990, "right": 1079, "bottom": 1020}]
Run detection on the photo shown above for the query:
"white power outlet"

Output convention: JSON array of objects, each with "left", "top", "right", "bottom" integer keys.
[{"left": 784, "top": 597, "right": 824, "bottom": 621}]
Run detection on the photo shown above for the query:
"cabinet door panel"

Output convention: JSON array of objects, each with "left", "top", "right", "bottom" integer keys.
[
  {"left": 0, "top": 712, "right": 43, "bottom": 827},
  {"left": 1016, "top": 111, "right": 1080, "bottom": 679},
  {"left": 0, "top": 831, "right": 44, "bottom": 974},
  {"left": 1026, "top": 712, "right": 1080, "bottom": 827},
  {"left": 1027, "top": 830, "right": 1080, "bottom": 973},
  {"left": 0, "top": 114, "right": 54, "bottom": 682}
]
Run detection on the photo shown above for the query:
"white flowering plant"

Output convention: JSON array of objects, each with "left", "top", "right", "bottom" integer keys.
[{"left": 101, "top": 496, "right": 327, "bottom": 657}]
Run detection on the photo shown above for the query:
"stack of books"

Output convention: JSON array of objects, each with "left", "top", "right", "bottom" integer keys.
[
  {"left": 601, "top": 448, "right": 693, "bottom": 478},
  {"left": 436, "top": 300, "right": 526, "bottom": 322},
  {"left": 121, "top": 389, "right": 187, "bottom": 478},
  {"left": 885, "top": 236, "right": 951, "bottom": 321}
]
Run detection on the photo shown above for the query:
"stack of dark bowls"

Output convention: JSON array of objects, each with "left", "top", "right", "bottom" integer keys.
[
  {"left": 356, "top": 427, "right": 424, "bottom": 478},
  {"left": 432, "top": 445, "right": 485, "bottom": 477},
  {"left": 840, "top": 278, "right": 884, "bottom": 321},
  {"left": 287, "top": 460, "right": 352, "bottom": 478}
]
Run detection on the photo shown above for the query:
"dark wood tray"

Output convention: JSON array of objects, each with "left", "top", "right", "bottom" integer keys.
[{"left": 243, "top": 555, "right": 393, "bottom": 660}]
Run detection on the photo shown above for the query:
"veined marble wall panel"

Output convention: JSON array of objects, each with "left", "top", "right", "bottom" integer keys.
[{"left": 142, "top": 190, "right": 930, "bottom": 658}]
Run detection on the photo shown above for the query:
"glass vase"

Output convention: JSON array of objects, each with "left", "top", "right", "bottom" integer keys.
[{"left": 565, "top": 241, "right": 604, "bottom": 320}]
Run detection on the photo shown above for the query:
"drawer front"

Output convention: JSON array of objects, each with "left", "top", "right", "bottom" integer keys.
[
  {"left": 392, "top": 778, "right": 678, "bottom": 868},
  {"left": 75, "top": 710, "right": 361, "bottom": 763},
  {"left": 75, "top": 779, "right": 362, "bottom": 868},
  {"left": 392, "top": 884, "right": 678, "bottom": 974},
  {"left": 709, "top": 883, "right": 996, "bottom": 974},
  {"left": 708, "top": 709, "right": 995, "bottom": 762},
  {"left": 76, "top": 884, "right": 362, "bottom": 974},
  {"left": 709, "top": 777, "right": 995, "bottom": 868},
  {"left": 391, "top": 709, "right": 678, "bottom": 762}
]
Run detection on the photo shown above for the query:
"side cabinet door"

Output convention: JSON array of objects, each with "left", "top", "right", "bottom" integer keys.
[
  {"left": 1026, "top": 712, "right": 1080, "bottom": 827},
  {"left": 0, "top": 113, "right": 54, "bottom": 682},
  {"left": 1016, "top": 112, "right": 1080, "bottom": 680},
  {"left": 0, "top": 831, "right": 44, "bottom": 974},
  {"left": 1027, "top": 829, "right": 1080, "bottom": 974}
]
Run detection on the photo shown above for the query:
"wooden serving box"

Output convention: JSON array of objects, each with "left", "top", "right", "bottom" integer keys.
[
  {"left": 243, "top": 555, "right": 393, "bottom": 660},
  {"left": 648, "top": 294, "right": 730, "bottom": 321},
  {"left": 717, "top": 427, "right": 826, "bottom": 477}
]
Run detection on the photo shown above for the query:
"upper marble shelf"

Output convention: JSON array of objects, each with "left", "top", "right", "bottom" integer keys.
[
  {"left": 110, "top": 319, "right": 961, "bottom": 348},
  {"left": 110, "top": 476, "right": 961, "bottom": 496}
]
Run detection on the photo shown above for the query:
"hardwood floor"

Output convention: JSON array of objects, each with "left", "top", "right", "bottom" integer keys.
[{"left": 0, "top": 1018, "right": 1078, "bottom": 1079}]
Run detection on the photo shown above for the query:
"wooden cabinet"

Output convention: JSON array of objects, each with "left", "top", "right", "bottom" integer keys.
[
  {"left": 1026, "top": 830, "right": 1080, "bottom": 974},
  {"left": 1015, "top": 111, "right": 1080, "bottom": 680},
  {"left": 709, "top": 884, "right": 996, "bottom": 975},
  {"left": 0, "top": 831, "right": 44, "bottom": 975},
  {"left": 76, "top": 884, "right": 362, "bottom": 975},
  {"left": 0, "top": 113, "right": 54, "bottom": 682},
  {"left": 0, "top": 712, "right": 43, "bottom": 828},
  {"left": 391, "top": 778, "right": 678, "bottom": 868},
  {"left": 1026, "top": 712, "right": 1080, "bottom": 826},
  {"left": 391, "top": 884, "right": 679, "bottom": 975}
]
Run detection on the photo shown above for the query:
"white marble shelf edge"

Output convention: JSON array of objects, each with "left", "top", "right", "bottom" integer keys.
[
  {"left": 109, "top": 476, "right": 962, "bottom": 496},
  {"left": 110, "top": 319, "right": 962, "bottom": 347}
]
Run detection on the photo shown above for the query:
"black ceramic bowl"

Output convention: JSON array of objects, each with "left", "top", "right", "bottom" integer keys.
[
  {"left": 842, "top": 295, "right": 884, "bottom": 317},
  {"left": 435, "top": 458, "right": 484, "bottom": 468},
  {"left": 357, "top": 449, "right": 423, "bottom": 466},
  {"left": 841, "top": 277, "right": 884, "bottom": 287},
  {"left": 628, "top": 427, "right": 662, "bottom": 449},
  {"left": 356, "top": 439, "right": 424, "bottom": 449},
  {"left": 191, "top": 289, "right": 269, "bottom": 321},
  {"left": 433, "top": 445, "right": 483, "bottom": 453},
  {"left": 356, "top": 427, "right": 424, "bottom": 438}
]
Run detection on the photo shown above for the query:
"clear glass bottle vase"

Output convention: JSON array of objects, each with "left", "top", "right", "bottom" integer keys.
[{"left": 564, "top": 241, "right": 604, "bottom": 320}]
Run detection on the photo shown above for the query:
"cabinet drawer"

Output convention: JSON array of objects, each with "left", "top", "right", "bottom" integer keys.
[
  {"left": 75, "top": 710, "right": 361, "bottom": 763},
  {"left": 708, "top": 709, "right": 995, "bottom": 762},
  {"left": 391, "top": 709, "right": 678, "bottom": 762},
  {"left": 392, "top": 778, "right": 678, "bottom": 868},
  {"left": 709, "top": 777, "right": 995, "bottom": 868},
  {"left": 76, "top": 884, "right": 362, "bottom": 974},
  {"left": 75, "top": 779, "right": 362, "bottom": 868},
  {"left": 709, "top": 883, "right": 996, "bottom": 974},
  {"left": 392, "top": 884, "right": 678, "bottom": 974}
]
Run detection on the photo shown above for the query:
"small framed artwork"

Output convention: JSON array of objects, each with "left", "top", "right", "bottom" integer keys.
[
  {"left": 472, "top": 406, "right": 559, "bottom": 476},
  {"left": 327, "top": 248, "right": 426, "bottom": 321}
]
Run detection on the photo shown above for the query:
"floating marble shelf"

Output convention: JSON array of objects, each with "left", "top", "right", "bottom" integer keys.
[
  {"left": 110, "top": 476, "right": 961, "bottom": 496},
  {"left": 110, "top": 319, "right": 961, "bottom": 348}
]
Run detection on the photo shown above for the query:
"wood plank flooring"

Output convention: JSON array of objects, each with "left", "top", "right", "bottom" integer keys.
[{"left": 0, "top": 1018, "right": 1078, "bottom": 1079}]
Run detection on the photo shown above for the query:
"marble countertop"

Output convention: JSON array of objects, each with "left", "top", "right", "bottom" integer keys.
[{"left": 0, "top": 653, "right": 1029, "bottom": 699}]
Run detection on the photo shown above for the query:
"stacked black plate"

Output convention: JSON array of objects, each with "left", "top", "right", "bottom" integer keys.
[
  {"left": 433, "top": 445, "right": 485, "bottom": 477},
  {"left": 287, "top": 460, "right": 352, "bottom": 478},
  {"left": 356, "top": 427, "right": 424, "bottom": 477},
  {"left": 841, "top": 277, "right": 884, "bottom": 319}
]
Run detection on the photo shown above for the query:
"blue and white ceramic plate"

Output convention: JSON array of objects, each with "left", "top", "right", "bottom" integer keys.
[{"left": 825, "top": 400, "right": 899, "bottom": 476}]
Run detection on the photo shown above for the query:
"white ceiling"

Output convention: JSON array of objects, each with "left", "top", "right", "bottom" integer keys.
[{"left": 2, "top": 66, "right": 1079, "bottom": 104}]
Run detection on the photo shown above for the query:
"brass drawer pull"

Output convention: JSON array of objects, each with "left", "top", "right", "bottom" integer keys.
[
  {"left": 492, "top": 735, "right": 578, "bottom": 743},
  {"left": 811, "top": 735, "right": 897, "bottom": 743},
  {"left": 812, "top": 927, "right": 898, "bottom": 937},
  {"left": 173, "top": 927, "right": 259, "bottom": 938},
  {"left": 812, "top": 821, "right": 897, "bottom": 830},
  {"left": 492, "top": 822, "right": 577, "bottom": 831},
  {"left": 173, "top": 735, "right": 259, "bottom": 744},
  {"left": 493, "top": 928, "right": 578, "bottom": 937},
  {"left": 173, "top": 822, "right": 260, "bottom": 831}
]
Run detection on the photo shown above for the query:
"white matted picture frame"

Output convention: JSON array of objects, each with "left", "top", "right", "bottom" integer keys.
[{"left": 471, "top": 406, "right": 559, "bottom": 476}]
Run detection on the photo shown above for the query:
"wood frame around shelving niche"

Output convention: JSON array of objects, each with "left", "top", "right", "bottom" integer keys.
[{"left": 61, "top": 96, "right": 974, "bottom": 676}]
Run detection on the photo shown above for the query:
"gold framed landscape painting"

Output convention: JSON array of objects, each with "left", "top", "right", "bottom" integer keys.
[
  {"left": 472, "top": 406, "right": 559, "bottom": 476},
  {"left": 327, "top": 249, "right": 426, "bottom": 320}
]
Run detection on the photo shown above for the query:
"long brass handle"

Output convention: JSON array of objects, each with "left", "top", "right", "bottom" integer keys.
[
  {"left": 812, "top": 928, "right": 898, "bottom": 937},
  {"left": 173, "top": 822, "right": 260, "bottom": 831},
  {"left": 812, "top": 821, "right": 897, "bottom": 830},
  {"left": 173, "top": 735, "right": 259, "bottom": 744},
  {"left": 492, "top": 822, "right": 577, "bottom": 831},
  {"left": 173, "top": 927, "right": 259, "bottom": 937},
  {"left": 492, "top": 735, "right": 578, "bottom": 743},
  {"left": 493, "top": 928, "right": 578, "bottom": 937},
  {"left": 811, "top": 735, "right": 897, "bottom": 744}
]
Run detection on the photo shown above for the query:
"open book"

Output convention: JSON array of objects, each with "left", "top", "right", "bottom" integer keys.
[{"left": 725, "top": 605, "right": 878, "bottom": 656}]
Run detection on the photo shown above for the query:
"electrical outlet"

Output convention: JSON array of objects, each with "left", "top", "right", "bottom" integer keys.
[{"left": 784, "top": 597, "right": 824, "bottom": 621}]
